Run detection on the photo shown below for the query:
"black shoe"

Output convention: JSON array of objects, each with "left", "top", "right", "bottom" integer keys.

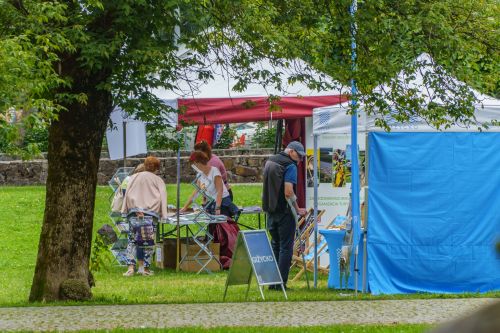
[{"left": 268, "top": 284, "right": 290, "bottom": 291}]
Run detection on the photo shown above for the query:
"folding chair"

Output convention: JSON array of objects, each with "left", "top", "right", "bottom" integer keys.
[
  {"left": 290, "top": 212, "right": 345, "bottom": 283},
  {"left": 291, "top": 237, "right": 331, "bottom": 282},
  {"left": 293, "top": 209, "right": 326, "bottom": 255},
  {"left": 289, "top": 208, "right": 314, "bottom": 276}
]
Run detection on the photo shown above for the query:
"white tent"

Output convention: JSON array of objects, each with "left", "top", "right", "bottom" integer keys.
[
  {"left": 106, "top": 108, "right": 148, "bottom": 160},
  {"left": 153, "top": 49, "right": 343, "bottom": 100},
  {"left": 310, "top": 53, "right": 500, "bottom": 294},
  {"left": 313, "top": 95, "right": 500, "bottom": 134},
  {"left": 314, "top": 53, "right": 500, "bottom": 134}
]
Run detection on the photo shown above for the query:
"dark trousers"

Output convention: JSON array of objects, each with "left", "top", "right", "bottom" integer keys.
[
  {"left": 205, "top": 196, "right": 239, "bottom": 218},
  {"left": 267, "top": 211, "right": 295, "bottom": 285}
]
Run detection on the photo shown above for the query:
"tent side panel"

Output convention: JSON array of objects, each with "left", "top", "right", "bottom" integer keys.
[{"left": 367, "top": 132, "right": 500, "bottom": 294}]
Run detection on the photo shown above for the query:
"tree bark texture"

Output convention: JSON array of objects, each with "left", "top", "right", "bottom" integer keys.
[{"left": 29, "top": 64, "right": 113, "bottom": 301}]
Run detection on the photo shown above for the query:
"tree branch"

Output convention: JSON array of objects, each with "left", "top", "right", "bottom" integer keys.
[{"left": 8, "top": 0, "right": 29, "bottom": 16}]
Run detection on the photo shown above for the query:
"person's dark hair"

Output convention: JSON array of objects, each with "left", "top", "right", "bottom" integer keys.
[
  {"left": 194, "top": 140, "right": 212, "bottom": 159},
  {"left": 144, "top": 156, "right": 160, "bottom": 172},
  {"left": 189, "top": 151, "right": 209, "bottom": 165}
]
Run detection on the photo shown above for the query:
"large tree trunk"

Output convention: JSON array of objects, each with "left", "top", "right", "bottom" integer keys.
[{"left": 29, "top": 71, "right": 113, "bottom": 302}]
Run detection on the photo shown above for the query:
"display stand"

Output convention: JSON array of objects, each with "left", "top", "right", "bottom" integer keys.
[
  {"left": 224, "top": 231, "right": 287, "bottom": 301},
  {"left": 108, "top": 211, "right": 129, "bottom": 266},
  {"left": 293, "top": 208, "right": 326, "bottom": 252},
  {"left": 107, "top": 167, "right": 135, "bottom": 265},
  {"left": 286, "top": 198, "right": 311, "bottom": 289},
  {"left": 108, "top": 167, "right": 135, "bottom": 198},
  {"left": 290, "top": 209, "right": 328, "bottom": 282}
]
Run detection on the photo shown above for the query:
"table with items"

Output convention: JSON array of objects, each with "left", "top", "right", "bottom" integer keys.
[
  {"left": 236, "top": 205, "right": 266, "bottom": 230},
  {"left": 159, "top": 167, "right": 229, "bottom": 274},
  {"left": 160, "top": 211, "right": 227, "bottom": 274}
]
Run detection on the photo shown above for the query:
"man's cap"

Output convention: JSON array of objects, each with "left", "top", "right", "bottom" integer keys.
[{"left": 287, "top": 141, "right": 306, "bottom": 158}]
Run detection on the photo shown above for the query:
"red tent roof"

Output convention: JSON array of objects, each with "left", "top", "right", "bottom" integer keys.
[{"left": 178, "top": 95, "right": 348, "bottom": 124}]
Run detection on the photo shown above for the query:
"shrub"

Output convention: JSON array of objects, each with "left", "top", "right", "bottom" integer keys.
[
  {"left": 0, "top": 119, "right": 48, "bottom": 157},
  {"left": 146, "top": 126, "right": 183, "bottom": 151},
  {"left": 213, "top": 125, "right": 236, "bottom": 149},
  {"left": 23, "top": 124, "right": 49, "bottom": 152},
  {"left": 252, "top": 122, "right": 278, "bottom": 148}
]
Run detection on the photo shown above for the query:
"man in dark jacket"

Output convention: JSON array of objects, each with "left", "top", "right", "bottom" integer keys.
[{"left": 262, "top": 141, "right": 307, "bottom": 289}]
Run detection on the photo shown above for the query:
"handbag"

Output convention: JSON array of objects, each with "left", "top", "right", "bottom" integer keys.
[{"left": 111, "top": 188, "right": 124, "bottom": 213}]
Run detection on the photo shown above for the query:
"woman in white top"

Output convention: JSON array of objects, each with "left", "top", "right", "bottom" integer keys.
[
  {"left": 181, "top": 151, "right": 239, "bottom": 269},
  {"left": 194, "top": 140, "right": 233, "bottom": 200},
  {"left": 181, "top": 151, "right": 238, "bottom": 217}
]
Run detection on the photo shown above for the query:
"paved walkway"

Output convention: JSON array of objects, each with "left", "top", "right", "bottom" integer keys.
[{"left": 0, "top": 298, "right": 496, "bottom": 331}]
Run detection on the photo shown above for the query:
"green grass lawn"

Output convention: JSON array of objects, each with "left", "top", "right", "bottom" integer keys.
[
  {"left": 76, "top": 324, "right": 433, "bottom": 333},
  {"left": 0, "top": 185, "right": 498, "bottom": 308}
]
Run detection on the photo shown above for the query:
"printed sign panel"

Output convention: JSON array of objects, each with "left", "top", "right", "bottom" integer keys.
[
  {"left": 225, "top": 234, "right": 253, "bottom": 287},
  {"left": 225, "top": 231, "right": 282, "bottom": 287},
  {"left": 243, "top": 231, "right": 282, "bottom": 285}
]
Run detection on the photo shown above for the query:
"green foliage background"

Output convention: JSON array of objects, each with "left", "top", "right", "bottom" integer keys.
[
  {"left": 252, "top": 122, "right": 278, "bottom": 149},
  {"left": 146, "top": 127, "right": 182, "bottom": 151},
  {"left": 1, "top": 0, "right": 499, "bottom": 156},
  {"left": 214, "top": 125, "right": 236, "bottom": 149}
]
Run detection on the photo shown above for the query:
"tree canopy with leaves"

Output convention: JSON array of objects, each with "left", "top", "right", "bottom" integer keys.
[
  {"left": 212, "top": 0, "right": 499, "bottom": 129},
  {"left": 0, "top": 0, "right": 498, "bottom": 301},
  {"left": 0, "top": 0, "right": 216, "bottom": 302}
]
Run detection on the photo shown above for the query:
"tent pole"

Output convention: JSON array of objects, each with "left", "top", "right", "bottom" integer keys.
[
  {"left": 175, "top": 131, "right": 181, "bottom": 272},
  {"left": 122, "top": 121, "right": 127, "bottom": 168},
  {"left": 313, "top": 134, "right": 319, "bottom": 288},
  {"left": 362, "top": 133, "right": 369, "bottom": 292},
  {"left": 274, "top": 119, "right": 283, "bottom": 153},
  {"left": 350, "top": 0, "right": 361, "bottom": 296},
  {"left": 362, "top": 220, "right": 367, "bottom": 292},
  {"left": 280, "top": 119, "right": 284, "bottom": 151}
]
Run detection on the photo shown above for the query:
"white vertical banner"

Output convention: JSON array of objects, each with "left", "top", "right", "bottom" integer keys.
[
  {"left": 106, "top": 108, "right": 148, "bottom": 160},
  {"left": 305, "top": 117, "right": 366, "bottom": 227}
]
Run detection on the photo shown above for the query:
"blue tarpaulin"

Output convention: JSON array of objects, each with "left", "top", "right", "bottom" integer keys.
[{"left": 368, "top": 132, "right": 500, "bottom": 294}]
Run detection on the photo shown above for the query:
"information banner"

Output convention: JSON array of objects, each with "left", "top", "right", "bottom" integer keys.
[{"left": 305, "top": 117, "right": 366, "bottom": 225}]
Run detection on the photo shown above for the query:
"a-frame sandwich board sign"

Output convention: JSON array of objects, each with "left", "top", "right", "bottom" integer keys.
[{"left": 223, "top": 230, "right": 287, "bottom": 300}]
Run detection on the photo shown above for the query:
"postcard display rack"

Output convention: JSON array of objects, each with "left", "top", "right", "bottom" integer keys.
[
  {"left": 162, "top": 168, "right": 227, "bottom": 274},
  {"left": 108, "top": 167, "right": 135, "bottom": 265}
]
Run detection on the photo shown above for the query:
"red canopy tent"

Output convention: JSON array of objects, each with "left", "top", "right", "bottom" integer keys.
[{"left": 154, "top": 57, "right": 347, "bottom": 207}]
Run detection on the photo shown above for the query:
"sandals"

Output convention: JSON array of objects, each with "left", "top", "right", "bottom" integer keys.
[
  {"left": 123, "top": 267, "right": 154, "bottom": 276},
  {"left": 122, "top": 268, "right": 135, "bottom": 277},
  {"left": 137, "top": 269, "right": 154, "bottom": 276}
]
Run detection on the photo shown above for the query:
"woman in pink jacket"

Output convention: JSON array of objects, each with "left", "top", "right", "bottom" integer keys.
[{"left": 121, "top": 156, "right": 167, "bottom": 276}]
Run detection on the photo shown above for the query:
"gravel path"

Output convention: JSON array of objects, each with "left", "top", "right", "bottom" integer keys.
[{"left": 0, "top": 298, "right": 496, "bottom": 331}]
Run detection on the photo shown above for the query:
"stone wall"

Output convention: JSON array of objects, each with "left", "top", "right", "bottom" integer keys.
[
  {"left": 0, "top": 160, "right": 48, "bottom": 185},
  {"left": 0, "top": 149, "right": 273, "bottom": 186}
]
